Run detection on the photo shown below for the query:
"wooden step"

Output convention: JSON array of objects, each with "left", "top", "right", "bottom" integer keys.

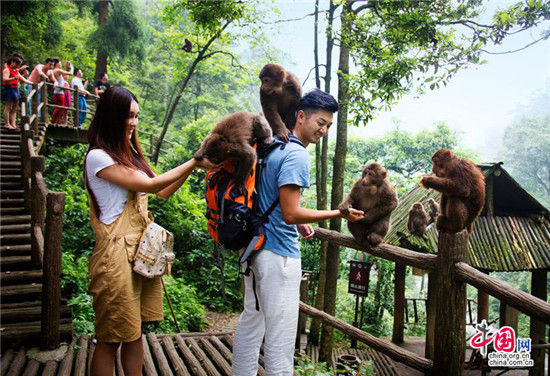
[
  {"left": 0, "top": 174, "right": 21, "bottom": 181},
  {"left": 0, "top": 215, "right": 30, "bottom": 224},
  {"left": 0, "top": 270, "right": 42, "bottom": 285},
  {"left": 0, "top": 148, "right": 20, "bottom": 155},
  {"left": 0, "top": 223, "right": 31, "bottom": 233},
  {"left": 0, "top": 320, "right": 72, "bottom": 347},
  {"left": 0, "top": 206, "right": 25, "bottom": 215},
  {"left": 0, "top": 139, "right": 20, "bottom": 146},
  {"left": 1, "top": 283, "right": 41, "bottom": 302},
  {"left": 0, "top": 189, "right": 24, "bottom": 197},
  {"left": 1, "top": 304, "right": 71, "bottom": 323},
  {"left": 0, "top": 153, "right": 21, "bottom": 160},
  {"left": 0, "top": 168, "right": 21, "bottom": 175},
  {"left": 0, "top": 143, "right": 20, "bottom": 149},
  {"left": 0, "top": 198, "right": 25, "bottom": 207},
  {"left": 0, "top": 161, "right": 21, "bottom": 167},
  {"left": 0, "top": 233, "right": 31, "bottom": 244},
  {"left": 0, "top": 133, "right": 21, "bottom": 139},
  {"left": 0, "top": 244, "right": 31, "bottom": 256},
  {"left": 0, "top": 255, "right": 32, "bottom": 270},
  {"left": 0, "top": 181, "right": 23, "bottom": 190}
]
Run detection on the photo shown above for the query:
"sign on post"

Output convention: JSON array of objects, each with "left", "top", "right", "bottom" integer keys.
[{"left": 348, "top": 260, "right": 372, "bottom": 296}]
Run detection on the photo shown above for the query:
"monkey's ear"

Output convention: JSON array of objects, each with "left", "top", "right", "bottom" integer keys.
[{"left": 381, "top": 169, "right": 387, "bottom": 179}]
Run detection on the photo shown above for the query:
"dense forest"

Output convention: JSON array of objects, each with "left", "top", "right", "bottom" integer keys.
[{"left": 2, "top": 0, "right": 549, "bottom": 370}]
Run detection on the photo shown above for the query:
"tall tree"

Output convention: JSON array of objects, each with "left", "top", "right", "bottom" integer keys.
[
  {"left": 501, "top": 116, "right": 550, "bottom": 208},
  {"left": 310, "top": 0, "right": 338, "bottom": 347},
  {"left": 89, "top": 0, "right": 146, "bottom": 80}
]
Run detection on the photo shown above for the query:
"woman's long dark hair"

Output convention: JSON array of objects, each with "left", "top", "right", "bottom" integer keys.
[{"left": 87, "top": 86, "right": 154, "bottom": 177}]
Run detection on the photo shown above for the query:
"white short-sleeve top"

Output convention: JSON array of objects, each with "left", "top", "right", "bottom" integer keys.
[{"left": 85, "top": 149, "right": 139, "bottom": 224}]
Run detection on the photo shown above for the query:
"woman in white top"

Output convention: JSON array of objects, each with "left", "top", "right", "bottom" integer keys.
[
  {"left": 85, "top": 86, "right": 213, "bottom": 376},
  {"left": 50, "top": 59, "right": 73, "bottom": 124}
]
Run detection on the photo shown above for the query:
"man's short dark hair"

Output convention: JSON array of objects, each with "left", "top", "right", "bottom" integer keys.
[
  {"left": 45, "top": 58, "right": 53, "bottom": 64},
  {"left": 100, "top": 72, "right": 108, "bottom": 79},
  {"left": 297, "top": 88, "right": 338, "bottom": 117}
]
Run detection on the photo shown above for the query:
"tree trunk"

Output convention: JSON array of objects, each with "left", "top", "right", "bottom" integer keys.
[
  {"left": 319, "top": 1, "right": 352, "bottom": 363},
  {"left": 94, "top": 0, "right": 110, "bottom": 81},
  {"left": 310, "top": 0, "right": 337, "bottom": 347}
]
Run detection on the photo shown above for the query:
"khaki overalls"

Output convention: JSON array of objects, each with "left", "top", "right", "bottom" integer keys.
[{"left": 88, "top": 191, "right": 163, "bottom": 343}]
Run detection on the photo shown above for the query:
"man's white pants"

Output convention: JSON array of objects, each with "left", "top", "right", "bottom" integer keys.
[{"left": 232, "top": 249, "right": 302, "bottom": 376}]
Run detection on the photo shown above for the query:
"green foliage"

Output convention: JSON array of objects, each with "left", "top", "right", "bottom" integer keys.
[
  {"left": 500, "top": 115, "right": 550, "bottom": 208},
  {"left": 294, "top": 354, "right": 373, "bottom": 375},
  {"left": 155, "top": 276, "right": 206, "bottom": 333},
  {"left": 89, "top": 0, "right": 147, "bottom": 61},
  {"left": 345, "top": 1, "right": 550, "bottom": 124},
  {"left": 1, "top": 1, "right": 63, "bottom": 62}
]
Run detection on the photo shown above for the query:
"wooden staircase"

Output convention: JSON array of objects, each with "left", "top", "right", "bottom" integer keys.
[{"left": 0, "top": 125, "right": 73, "bottom": 347}]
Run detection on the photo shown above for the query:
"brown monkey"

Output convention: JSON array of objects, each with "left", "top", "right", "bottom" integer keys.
[
  {"left": 182, "top": 38, "right": 193, "bottom": 52},
  {"left": 338, "top": 163, "right": 398, "bottom": 247},
  {"left": 427, "top": 198, "right": 440, "bottom": 225},
  {"left": 259, "top": 64, "right": 302, "bottom": 142},
  {"left": 420, "top": 149, "right": 485, "bottom": 233},
  {"left": 407, "top": 202, "right": 428, "bottom": 236},
  {"left": 194, "top": 111, "right": 273, "bottom": 190}
]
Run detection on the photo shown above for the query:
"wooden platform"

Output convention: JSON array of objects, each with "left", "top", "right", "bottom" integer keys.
[{"left": 0, "top": 332, "right": 413, "bottom": 376}]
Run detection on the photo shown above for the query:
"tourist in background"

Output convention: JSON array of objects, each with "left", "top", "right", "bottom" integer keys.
[
  {"left": 94, "top": 72, "right": 110, "bottom": 96},
  {"left": 50, "top": 59, "right": 73, "bottom": 125},
  {"left": 2, "top": 55, "right": 33, "bottom": 130},
  {"left": 63, "top": 74, "right": 72, "bottom": 126},
  {"left": 71, "top": 68, "right": 92, "bottom": 127},
  {"left": 28, "top": 58, "right": 54, "bottom": 116}
]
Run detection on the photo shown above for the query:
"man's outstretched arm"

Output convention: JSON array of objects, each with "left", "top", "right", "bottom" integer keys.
[{"left": 279, "top": 185, "right": 364, "bottom": 225}]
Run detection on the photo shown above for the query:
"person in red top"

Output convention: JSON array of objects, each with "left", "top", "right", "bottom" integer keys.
[{"left": 2, "top": 55, "right": 33, "bottom": 130}]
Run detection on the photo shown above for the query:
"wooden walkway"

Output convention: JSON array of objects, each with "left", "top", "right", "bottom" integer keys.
[{"left": 0, "top": 332, "right": 408, "bottom": 376}]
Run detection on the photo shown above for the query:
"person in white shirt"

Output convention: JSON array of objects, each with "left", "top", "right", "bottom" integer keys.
[
  {"left": 71, "top": 68, "right": 93, "bottom": 127},
  {"left": 85, "top": 85, "right": 214, "bottom": 376}
]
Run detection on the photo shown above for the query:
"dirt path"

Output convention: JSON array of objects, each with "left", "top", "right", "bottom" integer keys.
[{"left": 204, "top": 310, "right": 240, "bottom": 333}]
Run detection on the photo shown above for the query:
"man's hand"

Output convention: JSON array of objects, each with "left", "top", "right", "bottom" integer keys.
[
  {"left": 297, "top": 224, "right": 314, "bottom": 240},
  {"left": 341, "top": 207, "right": 364, "bottom": 222}
]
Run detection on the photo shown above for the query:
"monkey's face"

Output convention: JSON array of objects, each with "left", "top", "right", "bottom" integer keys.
[
  {"left": 431, "top": 148, "right": 454, "bottom": 177},
  {"left": 412, "top": 203, "right": 423, "bottom": 211},
  {"left": 260, "top": 76, "right": 283, "bottom": 95},
  {"left": 198, "top": 135, "right": 227, "bottom": 164},
  {"left": 361, "top": 163, "right": 387, "bottom": 187}
]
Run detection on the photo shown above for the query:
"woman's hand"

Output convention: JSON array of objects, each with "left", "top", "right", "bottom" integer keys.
[{"left": 195, "top": 158, "right": 219, "bottom": 171}]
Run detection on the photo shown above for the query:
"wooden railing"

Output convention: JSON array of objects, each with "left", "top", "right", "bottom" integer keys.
[
  {"left": 20, "top": 89, "right": 66, "bottom": 350},
  {"left": 302, "top": 228, "right": 550, "bottom": 375}
]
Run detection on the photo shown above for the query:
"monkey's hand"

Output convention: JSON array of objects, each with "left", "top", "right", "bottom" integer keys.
[
  {"left": 419, "top": 175, "right": 433, "bottom": 188},
  {"left": 275, "top": 128, "right": 290, "bottom": 143},
  {"left": 337, "top": 203, "right": 351, "bottom": 216},
  {"left": 341, "top": 207, "right": 365, "bottom": 222}
]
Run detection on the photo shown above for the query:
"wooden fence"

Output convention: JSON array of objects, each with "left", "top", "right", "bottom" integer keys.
[
  {"left": 302, "top": 227, "right": 550, "bottom": 375},
  {"left": 19, "top": 89, "right": 66, "bottom": 350}
]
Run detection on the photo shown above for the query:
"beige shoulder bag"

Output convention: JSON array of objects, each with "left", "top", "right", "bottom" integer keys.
[{"left": 133, "top": 213, "right": 176, "bottom": 278}]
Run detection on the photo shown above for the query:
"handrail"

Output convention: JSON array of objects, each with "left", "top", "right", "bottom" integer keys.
[
  {"left": 299, "top": 302, "right": 433, "bottom": 373},
  {"left": 312, "top": 227, "right": 438, "bottom": 271},
  {"left": 455, "top": 262, "right": 550, "bottom": 324}
]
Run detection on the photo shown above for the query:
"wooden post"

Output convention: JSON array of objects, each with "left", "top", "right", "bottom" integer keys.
[
  {"left": 433, "top": 230, "right": 468, "bottom": 375},
  {"left": 296, "top": 276, "right": 309, "bottom": 350},
  {"left": 30, "top": 156, "right": 46, "bottom": 267},
  {"left": 499, "top": 302, "right": 519, "bottom": 333},
  {"left": 41, "top": 192, "right": 65, "bottom": 350},
  {"left": 425, "top": 270, "right": 438, "bottom": 360},
  {"left": 529, "top": 270, "right": 547, "bottom": 376},
  {"left": 41, "top": 81, "right": 49, "bottom": 125},
  {"left": 392, "top": 263, "right": 406, "bottom": 344},
  {"left": 74, "top": 88, "right": 80, "bottom": 128},
  {"left": 477, "top": 271, "right": 490, "bottom": 324}
]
